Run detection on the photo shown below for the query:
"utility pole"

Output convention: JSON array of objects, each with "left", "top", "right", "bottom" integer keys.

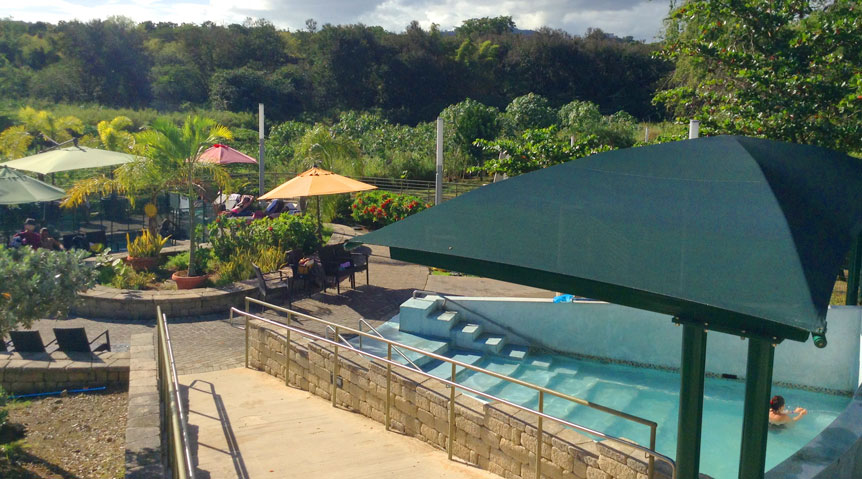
[
  {"left": 435, "top": 117, "right": 443, "bottom": 205},
  {"left": 258, "top": 103, "right": 265, "bottom": 196}
]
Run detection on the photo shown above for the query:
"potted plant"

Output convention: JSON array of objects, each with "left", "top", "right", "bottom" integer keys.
[
  {"left": 171, "top": 247, "right": 212, "bottom": 289},
  {"left": 125, "top": 229, "right": 169, "bottom": 271}
]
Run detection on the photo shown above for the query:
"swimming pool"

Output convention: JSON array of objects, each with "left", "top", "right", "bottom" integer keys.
[
  {"left": 354, "top": 317, "right": 852, "bottom": 479},
  {"left": 424, "top": 350, "right": 849, "bottom": 479}
]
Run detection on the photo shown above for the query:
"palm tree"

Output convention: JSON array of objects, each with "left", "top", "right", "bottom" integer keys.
[{"left": 64, "top": 115, "right": 232, "bottom": 276}]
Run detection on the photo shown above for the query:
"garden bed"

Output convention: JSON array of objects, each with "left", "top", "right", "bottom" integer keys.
[{"left": 0, "top": 387, "right": 127, "bottom": 479}]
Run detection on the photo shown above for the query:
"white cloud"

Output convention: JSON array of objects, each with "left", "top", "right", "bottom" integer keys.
[{"left": 1, "top": 0, "right": 669, "bottom": 39}]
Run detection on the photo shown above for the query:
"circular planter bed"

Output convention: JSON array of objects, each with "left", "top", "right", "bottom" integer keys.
[{"left": 72, "top": 281, "right": 259, "bottom": 320}]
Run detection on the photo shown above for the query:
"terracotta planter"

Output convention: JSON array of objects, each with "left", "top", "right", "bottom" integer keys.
[
  {"left": 125, "top": 256, "right": 159, "bottom": 271},
  {"left": 171, "top": 270, "right": 208, "bottom": 290}
]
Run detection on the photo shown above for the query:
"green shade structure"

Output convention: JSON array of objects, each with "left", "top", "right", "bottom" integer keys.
[
  {"left": 350, "top": 135, "right": 862, "bottom": 342},
  {"left": 0, "top": 166, "right": 65, "bottom": 204},
  {"left": 2, "top": 145, "right": 135, "bottom": 174},
  {"left": 348, "top": 135, "right": 862, "bottom": 479}
]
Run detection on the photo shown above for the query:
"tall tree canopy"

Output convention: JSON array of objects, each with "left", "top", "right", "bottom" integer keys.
[{"left": 655, "top": 0, "right": 862, "bottom": 152}]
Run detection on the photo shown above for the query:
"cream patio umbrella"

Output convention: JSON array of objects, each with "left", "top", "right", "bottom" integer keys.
[
  {"left": 0, "top": 166, "right": 65, "bottom": 204},
  {"left": 260, "top": 166, "right": 376, "bottom": 233},
  {"left": 2, "top": 144, "right": 135, "bottom": 175}
]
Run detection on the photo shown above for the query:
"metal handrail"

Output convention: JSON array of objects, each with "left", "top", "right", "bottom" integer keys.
[
  {"left": 325, "top": 325, "right": 353, "bottom": 347},
  {"left": 357, "top": 318, "right": 422, "bottom": 372},
  {"left": 233, "top": 302, "right": 673, "bottom": 479},
  {"left": 156, "top": 306, "right": 195, "bottom": 479},
  {"left": 411, "top": 290, "right": 539, "bottom": 348}
]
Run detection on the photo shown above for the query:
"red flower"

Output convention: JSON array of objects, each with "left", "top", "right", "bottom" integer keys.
[
  {"left": 351, "top": 204, "right": 357, "bottom": 209},
  {"left": 268, "top": 226, "right": 273, "bottom": 231}
]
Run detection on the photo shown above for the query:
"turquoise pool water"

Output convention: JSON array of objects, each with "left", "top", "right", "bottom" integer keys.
[{"left": 419, "top": 351, "right": 849, "bottom": 479}]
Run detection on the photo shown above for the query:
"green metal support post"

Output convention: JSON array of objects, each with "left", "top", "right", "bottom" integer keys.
[
  {"left": 846, "top": 233, "right": 862, "bottom": 306},
  {"left": 738, "top": 337, "right": 775, "bottom": 479},
  {"left": 677, "top": 323, "right": 708, "bottom": 479}
]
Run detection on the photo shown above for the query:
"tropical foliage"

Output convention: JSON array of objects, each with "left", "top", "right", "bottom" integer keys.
[
  {"left": 125, "top": 229, "right": 169, "bottom": 258},
  {"left": 472, "top": 126, "right": 614, "bottom": 176},
  {"left": 0, "top": 247, "right": 97, "bottom": 336},
  {"left": 655, "top": 0, "right": 862, "bottom": 153},
  {"left": 0, "top": 17, "right": 668, "bottom": 124},
  {"left": 63, "top": 115, "right": 232, "bottom": 276},
  {"left": 350, "top": 191, "right": 431, "bottom": 227}
]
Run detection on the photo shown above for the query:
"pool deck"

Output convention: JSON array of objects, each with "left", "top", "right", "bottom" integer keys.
[{"left": 180, "top": 368, "right": 499, "bottom": 479}]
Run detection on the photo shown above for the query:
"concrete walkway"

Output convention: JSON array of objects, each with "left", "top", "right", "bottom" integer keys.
[{"left": 181, "top": 368, "right": 499, "bottom": 479}]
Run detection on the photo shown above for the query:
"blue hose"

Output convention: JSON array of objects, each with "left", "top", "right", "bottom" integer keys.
[{"left": 8, "top": 386, "right": 106, "bottom": 400}]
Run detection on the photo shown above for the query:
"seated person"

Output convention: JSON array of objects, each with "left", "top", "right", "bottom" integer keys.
[
  {"left": 286, "top": 202, "right": 301, "bottom": 215},
  {"left": 264, "top": 199, "right": 285, "bottom": 218},
  {"left": 769, "top": 395, "right": 806, "bottom": 426},
  {"left": 12, "top": 218, "right": 41, "bottom": 249},
  {"left": 39, "top": 228, "right": 64, "bottom": 251},
  {"left": 228, "top": 195, "right": 255, "bottom": 217}
]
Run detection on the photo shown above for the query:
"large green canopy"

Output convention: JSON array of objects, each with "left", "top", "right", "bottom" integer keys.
[
  {"left": 0, "top": 166, "right": 65, "bottom": 204},
  {"left": 2, "top": 145, "right": 134, "bottom": 174},
  {"left": 349, "top": 136, "right": 862, "bottom": 342}
]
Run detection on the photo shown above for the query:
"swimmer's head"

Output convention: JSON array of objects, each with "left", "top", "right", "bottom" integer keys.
[{"left": 770, "top": 395, "right": 785, "bottom": 412}]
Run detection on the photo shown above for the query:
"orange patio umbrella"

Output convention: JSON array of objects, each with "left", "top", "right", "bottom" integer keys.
[{"left": 260, "top": 166, "right": 376, "bottom": 233}]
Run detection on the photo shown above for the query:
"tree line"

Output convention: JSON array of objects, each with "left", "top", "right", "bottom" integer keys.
[{"left": 0, "top": 16, "right": 671, "bottom": 125}]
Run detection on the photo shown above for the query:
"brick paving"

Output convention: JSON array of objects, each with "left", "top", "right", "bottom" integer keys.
[{"left": 19, "top": 224, "right": 552, "bottom": 376}]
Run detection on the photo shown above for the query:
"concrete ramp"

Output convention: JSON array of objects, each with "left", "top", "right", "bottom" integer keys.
[{"left": 180, "top": 368, "right": 498, "bottom": 479}]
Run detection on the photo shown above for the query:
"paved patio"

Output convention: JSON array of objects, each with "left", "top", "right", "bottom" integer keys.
[{"left": 21, "top": 225, "right": 553, "bottom": 376}]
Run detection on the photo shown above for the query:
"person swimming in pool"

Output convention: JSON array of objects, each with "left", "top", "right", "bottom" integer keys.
[{"left": 769, "top": 395, "right": 807, "bottom": 426}]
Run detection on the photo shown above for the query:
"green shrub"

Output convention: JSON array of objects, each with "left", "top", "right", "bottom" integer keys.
[
  {"left": 165, "top": 252, "right": 190, "bottom": 271},
  {"left": 110, "top": 263, "right": 156, "bottom": 290},
  {"left": 208, "top": 214, "right": 320, "bottom": 258},
  {"left": 351, "top": 191, "right": 430, "bottom": 228},
  {"left": 0, "top": 247, "right": 97, "bottom": 336},
  {"left": 165, "top": 249, "right": 212, "bottom": 273},
  {"left": 0, "top": 385, "right": 7, "bottom": 431}
]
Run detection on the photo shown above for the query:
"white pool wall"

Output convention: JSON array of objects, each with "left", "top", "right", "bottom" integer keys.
[{"left": 438, "top": 297, "right": 862, "bottom": 392}]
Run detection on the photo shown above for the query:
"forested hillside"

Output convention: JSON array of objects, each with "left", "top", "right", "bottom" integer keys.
[{"left": 0, "top": 16, "right": 671, "bottom": 125}]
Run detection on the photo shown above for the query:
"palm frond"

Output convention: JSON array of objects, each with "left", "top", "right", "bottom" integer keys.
[{"left": 61, "top": 175, "right": 124, "bottom": 208}]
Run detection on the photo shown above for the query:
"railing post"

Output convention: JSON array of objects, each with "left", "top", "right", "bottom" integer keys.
[
  {"left": 448, "top": 362, "right": 456, "bottom": 461},
  {"left": 332, "top": 326, "right": 339, "bottom": 407},
  {"left": 537, "top": 391, "right": 544, "bottom": 479},
  {"left": 649, "top": 425, "right": 656, "bottom": 479},
  {"left": 386, "top": 343, "right": 392, "bottom": 431},
  {"left": 358, "top": 321, "right": 363, "bottom": 349},
  {"left": 244, "top": 316, "right": 249, "bottom": 369},
  {"left": 285, "top": 329, "right": 291, "bottom": 387}
]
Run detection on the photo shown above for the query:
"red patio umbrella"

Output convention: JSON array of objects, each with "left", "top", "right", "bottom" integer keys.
[{"left": 199, "top": 144, "right": 258, "bottom": 165}]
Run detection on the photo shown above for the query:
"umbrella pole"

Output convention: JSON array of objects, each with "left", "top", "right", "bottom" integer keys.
[
  {"left": 738, "top": 337, "right": 774, "bottom": 479},
  {"left": 316, "top": 196, "right": 322, "bottom": 239},
  {"left": 676, "top": 321, "right": 708, "bottom": 479}
]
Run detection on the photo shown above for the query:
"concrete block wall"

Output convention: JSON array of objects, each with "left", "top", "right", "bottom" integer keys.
[
  {"left": 125, "top": 332, "right": 165, "bottom": 478},
  {"left": 73, "top": 282, "right": 259, "bottom": 320},
  {"left": 247, "top": 320, "right": 666, "bottom": 479},
  {"left": 0, "top": 350, "right": 129, "bottom": 394}
]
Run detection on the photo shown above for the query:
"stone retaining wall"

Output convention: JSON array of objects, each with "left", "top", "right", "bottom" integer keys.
[
  {"left": 73, "top": 282, "right": 259, "bottom": 320},
  {"left": 0, "top": 350, "right": 129, "bottom": 394},
  {"left": 247, "top": 320, "right": 667, "bottom": 479},
  {"left": 124, "top": 332, "right": 165, "bottom": 478}
]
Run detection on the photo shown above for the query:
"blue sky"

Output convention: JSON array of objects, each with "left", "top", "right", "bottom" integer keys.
[{"left": 1, "top": 0, "right": 670, "bottom": 41}]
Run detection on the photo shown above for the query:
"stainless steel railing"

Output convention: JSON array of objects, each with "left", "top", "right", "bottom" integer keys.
[
  {"left": 156, "top": 306, "right": 195, "bottom": 479},
  {"left": 357, "top": 318, "right": 422, "bottom": 372},
  {"left": 232, "top": 302, "right": 675, "bottom": 479}
]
